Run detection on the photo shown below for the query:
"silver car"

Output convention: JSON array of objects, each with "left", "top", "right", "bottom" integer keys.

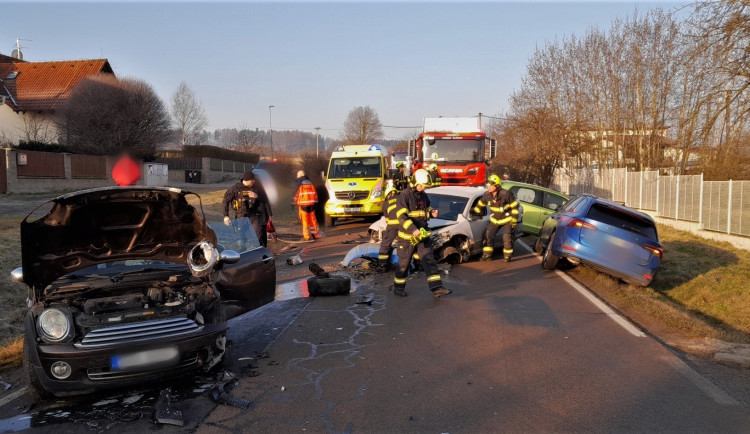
[{"left": 368, "top": 186, "right": 523, "bottom": 263}]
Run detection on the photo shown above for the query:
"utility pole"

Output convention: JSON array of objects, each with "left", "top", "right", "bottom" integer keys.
[
  {"left": 268, "top": 105, "right": 275, "bottom": 160},
  {"left": 315, "top": 127, "right": 321, "bottom": 158}
]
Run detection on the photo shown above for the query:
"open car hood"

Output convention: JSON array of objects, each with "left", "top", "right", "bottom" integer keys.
[{"left": 21, "top": 186, "right": 216, "bottom": 290}]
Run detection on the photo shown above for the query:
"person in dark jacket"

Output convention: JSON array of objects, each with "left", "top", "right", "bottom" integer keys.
[
  {"left": 222, "top": 171, "right": 273, "bottom": 247},
  {"left": 391, "top": 169, "right": 452, "bottom": 298}
]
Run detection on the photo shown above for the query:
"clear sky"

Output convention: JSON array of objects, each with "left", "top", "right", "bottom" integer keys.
[{"left": 3, "top": 1, "right": 688, "bottom": 140}]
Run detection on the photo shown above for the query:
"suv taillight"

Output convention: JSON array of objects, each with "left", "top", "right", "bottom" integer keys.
[
  {"left": 642, "top": 244, "right": 663, "bottom": 259},
  {"left": 567, "top": 218, "right": 596, "bottom": 230}
]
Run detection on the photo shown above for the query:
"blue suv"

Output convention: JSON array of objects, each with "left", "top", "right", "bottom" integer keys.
[{"left": 535, "top": 194, "right": 663, "bottom": 287}]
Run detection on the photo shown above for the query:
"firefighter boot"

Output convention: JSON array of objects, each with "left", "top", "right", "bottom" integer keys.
[
  {"left": 481, "top": 246, "right": 494, "bottom": 262},
  {"left": 431, "top": 286, "right": 453, "bottom": 298}
]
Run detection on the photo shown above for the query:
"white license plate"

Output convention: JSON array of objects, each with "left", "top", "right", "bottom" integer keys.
[
  {"left": 111, "top": 346, "right": 179, "bottom": 371},
  {"left": 343, "top": 207, "right": 361, "bottom": 213}
]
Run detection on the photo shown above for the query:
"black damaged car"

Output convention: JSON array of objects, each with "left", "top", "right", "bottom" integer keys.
[{"left": 10, "top": 186, "right": 276, "bottom": 397}]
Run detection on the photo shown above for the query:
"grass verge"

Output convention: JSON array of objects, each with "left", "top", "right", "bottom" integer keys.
[{"left": 564, "top": 223, "right": 750, "bottom": 344}]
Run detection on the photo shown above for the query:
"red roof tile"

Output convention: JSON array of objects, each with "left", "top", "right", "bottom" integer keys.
[{"left": 0, "top": 58, "right": 115, "bottom": 111}]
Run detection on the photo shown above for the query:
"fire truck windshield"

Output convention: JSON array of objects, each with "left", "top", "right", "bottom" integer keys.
[{"left": 423, "top": 138, "right": 482, "bottom": 162}]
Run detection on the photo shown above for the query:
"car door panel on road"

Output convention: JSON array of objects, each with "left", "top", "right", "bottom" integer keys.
[{"left": 200, "top": 237, "right": 750, "bottom": 433}]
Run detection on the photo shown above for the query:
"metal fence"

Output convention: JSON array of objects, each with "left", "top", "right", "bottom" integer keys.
[{"left": 552, "top": 168, "right": 750, "bottom": 237}]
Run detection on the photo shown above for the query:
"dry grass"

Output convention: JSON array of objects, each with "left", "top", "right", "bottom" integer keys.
[
  {"left": 566, "top": 223, "right": 750, "bottom": 344},
  {"left": 0, "top": 216, "right": 29, "bottom": 347},
  {"left": 0, "top": 336, "right": 24, "bottom": 370}
]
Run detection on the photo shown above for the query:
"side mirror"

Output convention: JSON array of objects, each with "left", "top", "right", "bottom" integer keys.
[
  {"left": 219, "top": 250, "right": 241, "bottom": 264},
  {"left": 10, "top": 267, "right": 23, "bottom": 284}
]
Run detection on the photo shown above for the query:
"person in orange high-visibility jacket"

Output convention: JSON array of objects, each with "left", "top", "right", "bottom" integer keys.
[
  {"left": 294, "top": 170, "right": 320, "bottom": 241},
  {"left": 472, "top": 174, "right": 519, "bottom": 262}
]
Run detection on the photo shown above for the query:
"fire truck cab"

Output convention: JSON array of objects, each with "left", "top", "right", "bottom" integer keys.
[{"left": 409, "top": 117, "right": 497, "bottom": 186}]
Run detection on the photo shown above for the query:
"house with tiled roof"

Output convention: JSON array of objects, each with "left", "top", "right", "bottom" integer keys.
[{"left": 0, "top": 55, "right": 115, "bottom": 145}]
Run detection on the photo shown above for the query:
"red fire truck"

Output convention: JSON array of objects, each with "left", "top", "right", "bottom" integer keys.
[{"left": 408, "top": 117, "right": 497, "bottom": 186}]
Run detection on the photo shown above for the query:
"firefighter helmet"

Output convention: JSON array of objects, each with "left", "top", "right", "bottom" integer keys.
[
  {"left": 487, "top": 174, "right": 502, "bottom": 187},
  {"left": 385, "top": 183, "right": 398, "bottom": 198},
  {"left": 396, "top": 162, "right": 404, "bottom": 168},
  {"left": 412, "top": 169, "right": 432, "bottom": 187},
  {"left": 428, "top": 163, "right": 438, "bottom": 172}
]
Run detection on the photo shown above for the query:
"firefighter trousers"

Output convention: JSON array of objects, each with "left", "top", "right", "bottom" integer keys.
[
  {"left": 377, "top": 225, "right": 398, "bottom": 264},
  {"left": 482, "top": 222, "right": 513, "bottom": 260},
  {"left": 298, "top": 209, "right": 319, "bottom": 240},
  {"left": 393, "top": 238, "right": 442, "bottom": 292}
]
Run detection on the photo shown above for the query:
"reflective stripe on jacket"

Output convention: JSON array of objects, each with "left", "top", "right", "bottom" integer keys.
[{"left": 294, "top": 181, "right": 318, "bottom": 207}]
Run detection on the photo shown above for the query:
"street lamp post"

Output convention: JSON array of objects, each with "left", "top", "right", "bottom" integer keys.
[
  {"left": 314, "top": 127, "right": 321, "bottom": 158},
  {"left": 268, "top": 105, "right": 275, "bottom": 160}
]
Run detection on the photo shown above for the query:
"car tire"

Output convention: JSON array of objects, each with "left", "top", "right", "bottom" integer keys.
[
  {"left": 534, "top": 236, "right": 543, "bottom": 254},
  {"left": 541, "top": 233, "right": 559, "bottom": 271},
  {"left": 24, "top": 341, "right": 53, "bottom": 400},
  {"left": 307, "top": 275, "right": 351, "bottom": 296},
  {"left": 325, "top": 214, "right": 336, "bottom": 227}
]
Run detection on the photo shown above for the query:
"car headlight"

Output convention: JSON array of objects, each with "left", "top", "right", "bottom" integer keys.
[
  {"left": 188, "top": 241, "right": 220, "bottom": 277},
  {"left": 38, "top": 308, "right": 72, "bottom": 342},
  {"left": 371, "top": 189, "right": 382, "bottom": 199}
]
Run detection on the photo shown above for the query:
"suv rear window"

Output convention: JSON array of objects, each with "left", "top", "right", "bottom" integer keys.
[{"left": 586, "top": 204, "right": 657, "bottom": 239}]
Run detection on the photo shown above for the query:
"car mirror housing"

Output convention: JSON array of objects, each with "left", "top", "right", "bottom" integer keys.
[
  {"left": 10, "top": 267, "right": 24, "bottom": 284},
  {"left": 219, "top": 250, "right": 241, "bottom": 264}
]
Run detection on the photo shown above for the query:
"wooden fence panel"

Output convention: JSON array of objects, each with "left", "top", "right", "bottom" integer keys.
[
  {"left": 16, "top": 150, "right": 65, "bottom": 178},
  {"left": 71, "top": 154, "right": 107, "bottom": 178}
]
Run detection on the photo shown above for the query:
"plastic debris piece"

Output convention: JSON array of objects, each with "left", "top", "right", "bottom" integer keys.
[
  {"left": 354, "top": 294, "right": 374, "bottom": 305},
  {"left": 154, "top": 389, "right": 184, "bottom": 426},
  {"left": 0, "top": 381, "right": 11, "bottom": 390},
  {"left": 287, "top": 254, "right": 303, "bottom": 265},
  {"left": 209, "top": 376, "right": 251, "bottom": 409},
  {"left": 309, "top": 263, "right": 330, "bottom": 278}
]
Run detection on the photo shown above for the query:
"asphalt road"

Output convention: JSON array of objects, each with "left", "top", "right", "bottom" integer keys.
[{"left": 2, "top": 217, "right": 750, "bottom": 432}]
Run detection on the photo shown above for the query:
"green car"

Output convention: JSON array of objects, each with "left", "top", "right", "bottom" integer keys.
[{"left": 501, "top": 181, "right": 569, "bottom": 236}]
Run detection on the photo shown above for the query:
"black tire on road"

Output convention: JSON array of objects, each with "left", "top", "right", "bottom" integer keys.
[
  {"left": 307, "top": 275, "right": 351, "bottom": 296},
  {"left": 325, "top": 214, "right": 336, "bottom": 227},
  {"left": 541, "top": 233, "right": 560, "bottom": 271}
]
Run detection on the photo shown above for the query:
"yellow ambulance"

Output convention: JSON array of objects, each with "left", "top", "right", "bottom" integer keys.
[{"left": 324, "top": 144, "right": 386, "bottom": 226}]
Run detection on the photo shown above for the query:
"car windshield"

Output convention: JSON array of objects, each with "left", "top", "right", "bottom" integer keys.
[
  {"left": 425, "top": 193, "right": 469, "bottom": 221},
  {"left": 586, "top": 203, "right": 658, "bottom": 239},
  {"left": 327, "top": 157, "right": 383, "bottom": 179},
  {"left": 423, "top": 138, "right": 482, "bottom": 162},
  {"left": 209, "top": 218, "right": 261, "bottom": 252}
]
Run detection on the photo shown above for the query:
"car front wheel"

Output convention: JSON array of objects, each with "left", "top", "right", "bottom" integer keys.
[{"left": 541, "top": 233, "right": 559, "bottom": 271}]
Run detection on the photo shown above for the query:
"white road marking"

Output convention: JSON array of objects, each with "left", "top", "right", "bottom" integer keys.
[
  {"left": 662, "top": 356, "right": 741, "bottom": 406},
  {"left": 519, "top": 240, "right": 740, "bottom": 407},
  {"left": 0, "top": 386, "right": 27, "bottom": 407},
  {"left": 517, "top": 240, "right": 645, "bottom": 337}
]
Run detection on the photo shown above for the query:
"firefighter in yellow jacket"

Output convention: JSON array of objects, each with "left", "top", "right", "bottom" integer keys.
[
  {"left": 473, "top": 174, "right": 519, "bottom": 262},
  {"left": 392, "top": 169, "right": 452, "bottom": 298},
  {"left": 294, "top": 170, "right": 320, "bottom": 240},
  {"left": 377, "top": 182, "right": 399, "bottom": 267}
]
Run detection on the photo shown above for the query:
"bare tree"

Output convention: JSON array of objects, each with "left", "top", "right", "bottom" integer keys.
[
  {"left": 19, "top": 112, "right": 56, "bottom": 143},
  {"left": 342, "top": 106, "right": 383, "bottom": 145},
  {"left": 56, "top": 75, "right": 171, "bottom": 158},
  {"left": 170, "top": 81, "right": 208, "bottom": 149}
]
